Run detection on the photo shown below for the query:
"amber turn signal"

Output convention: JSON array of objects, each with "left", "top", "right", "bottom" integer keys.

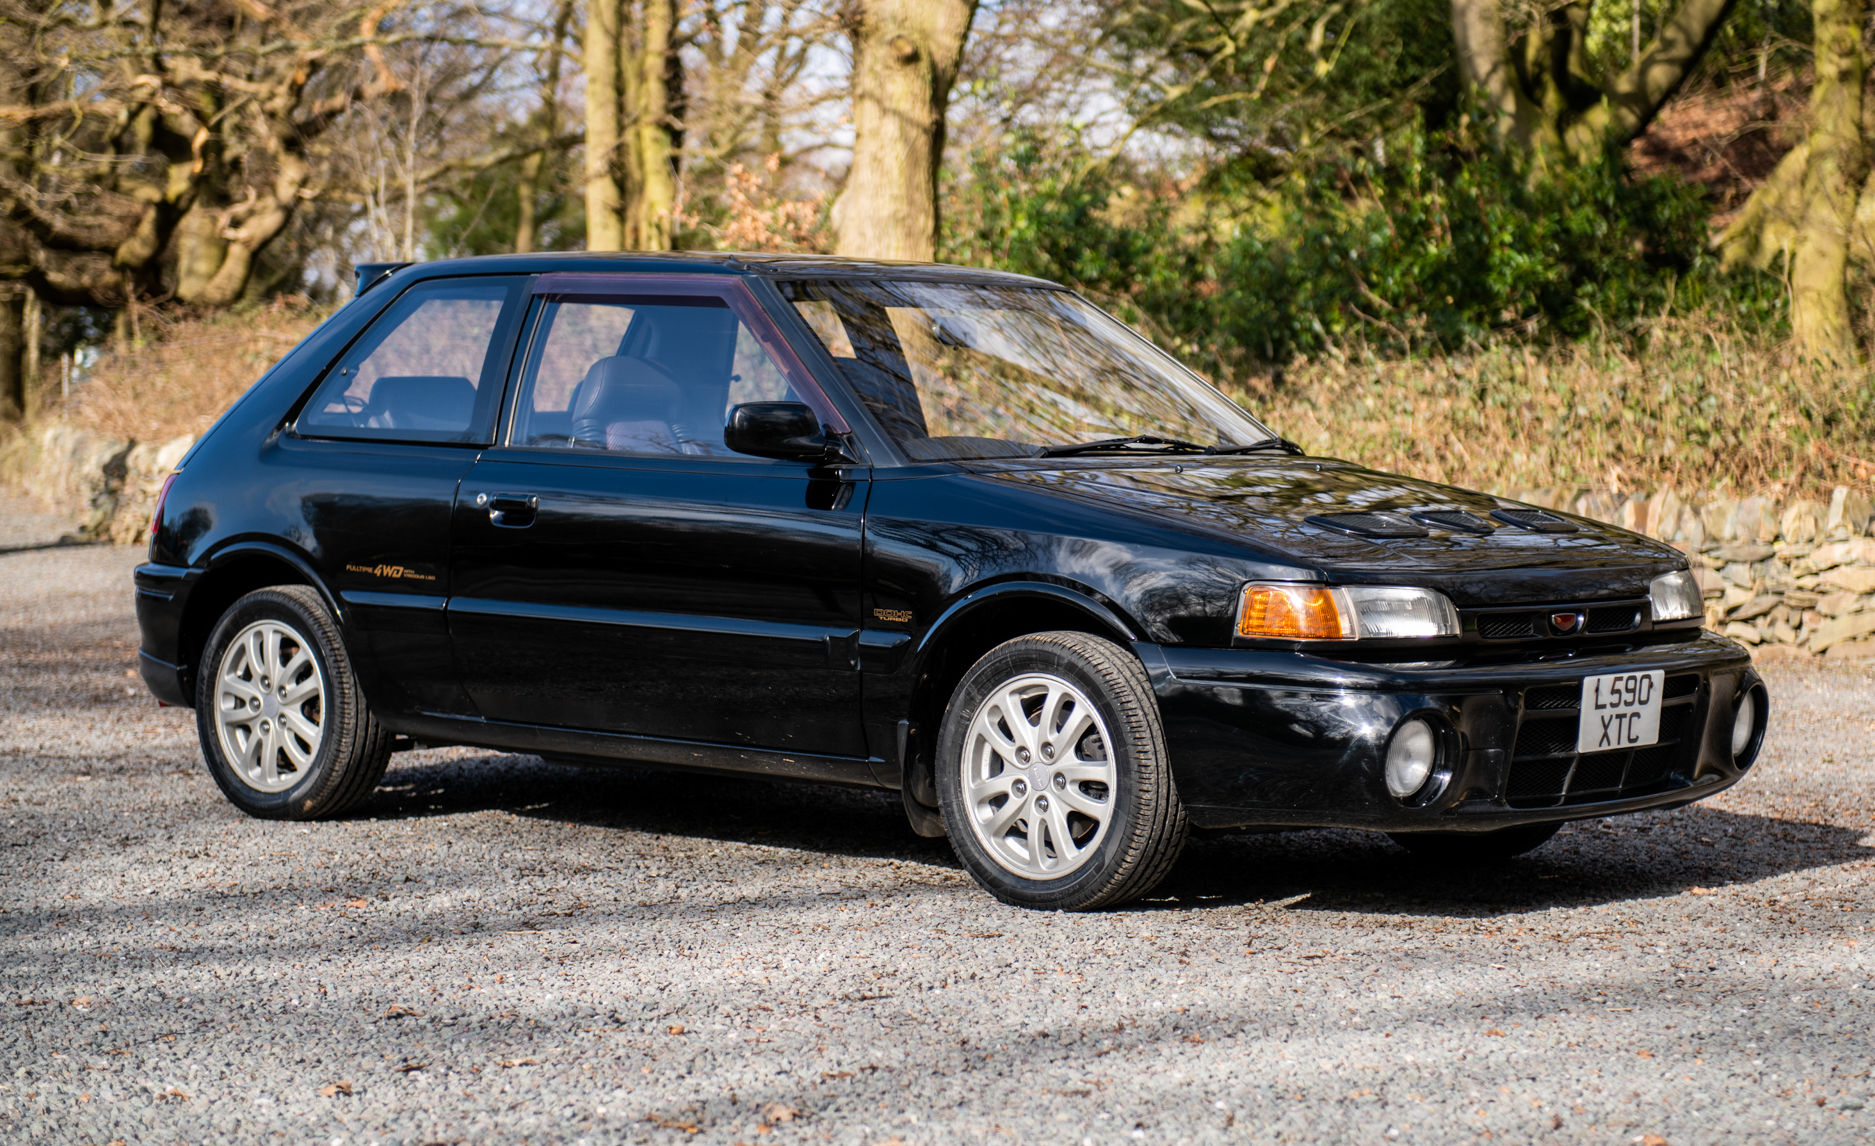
[{"left": 1237, "top": 583, "right": 1353, "bottom": 640}]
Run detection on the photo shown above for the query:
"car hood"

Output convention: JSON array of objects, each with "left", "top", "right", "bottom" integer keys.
[{"left": 974, "top": 456, "right": 1685, "bottom": 606}]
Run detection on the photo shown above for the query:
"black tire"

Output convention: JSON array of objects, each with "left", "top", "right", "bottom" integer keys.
[
  {"left": 1387, "top": 821, "right": 1562, "bottom": 861},
  {"left": 195, "top": 585, "right": 392, "bottom": 820},
  {"left": 935, "top": 632, "right": 1188, "bottom": 911}
]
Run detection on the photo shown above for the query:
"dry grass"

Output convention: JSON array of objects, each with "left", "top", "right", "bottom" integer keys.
[
  {"left": 1230, "top": 314, "right": 1875, "bottom": 499},
  {"left": 61, "top": 297, "right": 331, "bottom": 442}
]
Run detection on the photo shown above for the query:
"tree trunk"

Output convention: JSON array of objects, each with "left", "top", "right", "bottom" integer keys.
[
  {"left": 624, "top": 0, "right": 679, "bottom": 250},
  {"left": 1717, "top": 0, "right": 1869, "bottom": 359},
  {"left": 832, "top": 0, "right": 978, "bottom": 261},
  {"left": 1789, "top": 0, "right": 1867, "bottom": 358},
  {"left": 584, "top": 0, "right": 626, "bottom": 251},
  {"left": 1450, "top": 0, "right": 1733, "bottom": 163},
  {"left": 0, "top": 288, "right": 24, "bottom": 422}
]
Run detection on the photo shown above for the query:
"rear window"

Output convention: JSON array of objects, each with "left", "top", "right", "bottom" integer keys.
[{"left": 298, "top": 278, "right": 527, "bottom": 444}]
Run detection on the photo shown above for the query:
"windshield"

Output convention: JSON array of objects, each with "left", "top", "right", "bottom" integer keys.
[{"left": 780, "top": 279, "right": 1274, "bottom": 461}]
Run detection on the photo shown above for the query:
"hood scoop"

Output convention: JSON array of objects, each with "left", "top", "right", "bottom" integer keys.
[
  {"left": 1491, "top": 508, "right": 1580, "bottom": 533},
  {"left": 1305, "top": 511, "right": 1428, "bottom": 538},
  {"left": 1412, "top": 509, "right": 1497, "bottom": 534}
]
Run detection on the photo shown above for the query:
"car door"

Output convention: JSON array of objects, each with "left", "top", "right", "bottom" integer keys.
[
  {"left": 286, "top": 273, "right": 531, "bottom": 718},
  {"left": 447, "top": 273, "right": 871, "bottom": 760}
]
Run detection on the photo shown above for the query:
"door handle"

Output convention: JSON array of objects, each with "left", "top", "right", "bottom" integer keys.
[{"left": 475, "top": 492, "right": 538, "bottom": 528}]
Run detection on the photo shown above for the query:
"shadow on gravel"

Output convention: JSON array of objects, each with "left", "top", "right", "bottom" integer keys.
[
  {"left": 1150, "top": 806, "right": 1871, "bottom": 918},
  {"left": 364, "top": 751, "right": 961, "bottom": 869},
  {"left": 356, "top": 751, "right": 1870, "bottom": 919}
]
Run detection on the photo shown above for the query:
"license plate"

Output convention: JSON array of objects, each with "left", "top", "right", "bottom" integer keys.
[{"left": 1577, "top": 670, "right": 1665, "bottom": 754}]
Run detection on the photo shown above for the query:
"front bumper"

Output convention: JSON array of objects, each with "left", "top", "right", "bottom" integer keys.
[{"left": 1139, "top": 632, "right": 1762, "bottom": 832}]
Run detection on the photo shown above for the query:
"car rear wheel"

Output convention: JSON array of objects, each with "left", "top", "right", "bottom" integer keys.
[
  {"left": 1387, "top": 821, "right": 1561, "bottom": 860},
  {"left": 935, "top": 632, "right": 1188, "bottom": 911},
  {"left": 195, "top": 585, "right": 392, "bottom": 820}
]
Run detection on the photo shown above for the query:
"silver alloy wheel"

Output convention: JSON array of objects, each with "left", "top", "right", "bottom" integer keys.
[
  {"left": 213, "top": 619, "right": 326, "bottom": 793},
  {"left": 961, "top": 671, "right": 1117, "bottom": 880}
]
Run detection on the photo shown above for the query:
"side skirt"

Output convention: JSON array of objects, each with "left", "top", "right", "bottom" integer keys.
[{"left": 380, "top": 711, "right": 886, "bottom": 789}]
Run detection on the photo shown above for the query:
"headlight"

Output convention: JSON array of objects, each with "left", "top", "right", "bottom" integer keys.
[
  {"left": 1237, "top": 583, "right": 1459, "bottom": 640},
  {"left": 1649, "top": 569, "right": 1702, "bottom": 622}
]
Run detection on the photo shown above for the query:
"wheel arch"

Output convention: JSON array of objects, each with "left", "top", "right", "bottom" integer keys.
[
  {"left": 899, "top": 581, "right": 1143, "bottom": 805},
  {"left": 178, "top": 543, "right": 342, "bottom": 699}
]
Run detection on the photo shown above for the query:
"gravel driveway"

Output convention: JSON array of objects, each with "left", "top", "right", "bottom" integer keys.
[{"left": 2, "top": 491, "right": 1871, "bottom": 1146}]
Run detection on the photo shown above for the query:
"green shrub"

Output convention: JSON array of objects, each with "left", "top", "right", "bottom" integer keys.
[{"left": 943, "top": 124, "right": 1785, "bottom": 377}]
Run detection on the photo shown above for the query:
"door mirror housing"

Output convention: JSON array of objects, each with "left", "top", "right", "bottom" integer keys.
[{"left": 725, "top": 402, "right": 851, "bottom": 463}]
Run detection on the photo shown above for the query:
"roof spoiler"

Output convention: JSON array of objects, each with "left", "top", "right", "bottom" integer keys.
[{"left": 354, "top": 262, "right": 413, "bottom": 296}]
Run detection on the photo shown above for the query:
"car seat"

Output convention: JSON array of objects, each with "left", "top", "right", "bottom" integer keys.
[
  {"left": 362, "top": 375, "right": 476, "bottom": 432},
  {"left": 569, "top": 356, "right": 688, "bottom": 453}
]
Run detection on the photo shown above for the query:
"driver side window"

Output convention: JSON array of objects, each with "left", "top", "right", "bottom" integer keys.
[
  {"left": 510, "top": 296, "right": 797, "bottom": 455},
  {"left": 297, "top": 278, "right": 525, "bottom": 444}
]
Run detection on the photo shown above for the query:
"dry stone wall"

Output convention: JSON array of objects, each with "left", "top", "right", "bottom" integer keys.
[
  {"left": 1508, "top": 485, "right": 1875, "bottom": 659},
  {"left": 2, "top": 422, "right": 196, "bottom": 545}
]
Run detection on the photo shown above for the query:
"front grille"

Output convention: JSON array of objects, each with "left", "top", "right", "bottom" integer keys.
[
  {"left": 1503, "top": 675, "right": 1702, "bottom": 808},
  {"left": 1522, "top": 683, "right": 1579, "bottom": 710},
  {"left": 1478, "top": 613, "right": 1536, "bottom": 640},
  {"left": 1586, "top": 605, "right": 1643, "bottom": 634},
  {"left": 1472, "top": 597, "right": 1648, "bottom": 641},
  {"left": 1514, "top": 717, "right": 1578, "bottom": 757},
  {"left": 1664, "top": 673, "right": 1699, "bottom": 699}
]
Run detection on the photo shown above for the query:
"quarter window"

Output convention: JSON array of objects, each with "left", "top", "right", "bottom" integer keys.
[
  {"left": 509, "top": 297, "right": 799, "bottom": 455},
  {"left": 298, "top": 278, "right": 526, "bottom": 443}
]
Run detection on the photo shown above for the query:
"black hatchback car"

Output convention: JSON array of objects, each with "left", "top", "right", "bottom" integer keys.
[{"left": 136, "top": 253, "right": 1768, "bottom": 910}]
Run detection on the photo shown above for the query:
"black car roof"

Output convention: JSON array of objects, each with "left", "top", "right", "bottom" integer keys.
[{"left": 386, "top": 251, "right": 1065, "bottom": 289}]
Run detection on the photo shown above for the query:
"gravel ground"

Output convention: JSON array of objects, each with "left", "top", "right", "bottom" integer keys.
[{"left": 2, "top": 491, "right": 1871, "bottom": 1146}]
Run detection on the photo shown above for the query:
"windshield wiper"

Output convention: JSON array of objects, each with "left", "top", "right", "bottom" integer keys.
[
  {"left": 1040, "top": 435, "right": 1218, "bottom": 458},
  {"left": 1208, "top": 436, "right": 1304, "bottom": 456},
  {"left": 1041, "top": 434, "right": 1304, "bottom": 458}
]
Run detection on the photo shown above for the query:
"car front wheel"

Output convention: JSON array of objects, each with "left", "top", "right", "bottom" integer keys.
[
  {"left": 936, "top": 632, "right": 1188, "bottom": 910},
  {"left": 195, "top": 585, "right": 392, "bottom": 820}
]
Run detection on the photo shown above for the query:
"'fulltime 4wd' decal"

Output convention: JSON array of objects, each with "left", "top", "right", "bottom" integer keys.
[{"left": 344, "top": 563, "right": 437, "bottom": 582}]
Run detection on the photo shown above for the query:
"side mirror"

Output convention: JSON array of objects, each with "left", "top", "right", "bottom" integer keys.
[{"left": 725, "top": 401, "right": 847, "bottom": 463}]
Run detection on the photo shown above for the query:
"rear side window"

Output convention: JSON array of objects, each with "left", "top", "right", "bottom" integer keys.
[{"left": 297, "top": 277, "right": 527, "bottom": 444}]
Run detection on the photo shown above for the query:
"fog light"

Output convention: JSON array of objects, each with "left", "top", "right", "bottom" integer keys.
[
  {"left": 1731, "top": 690, "right": 1756, "bottom": 758},
  {"left": 1386, "top": 719, "right": 1438, "bottom": 799}
]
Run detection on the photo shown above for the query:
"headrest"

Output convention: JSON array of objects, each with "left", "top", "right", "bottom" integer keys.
[
  {"left": 365, "top": 375, "right": 475, "bottom": 430},
  {"left": 571, "top": 356, "right": 682, "bottom": 424}
]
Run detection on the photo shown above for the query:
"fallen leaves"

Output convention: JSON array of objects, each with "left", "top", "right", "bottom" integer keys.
[
  {"left": 647, "top": 1114, "right": 701, "bottom": 1133},
  {"left": 382, "top": 1004, "right": 422, "bottom": 1019},
  {"left": 1485, "top": 1029, "right": 1506, "bottom": 1037},
  {"left": 1636, "top": 1049, "right": 1655, "bottom": 1059},
  {"left": 1638, "top": 1136, "right": 1669, "bottom": 1146},
  {"left": 318, "top": 1081, "right": 354, "bottom": 1097},
  {"left": 964, "top": 932, "right": 1004, "bottom": 939},
  {"left": 497, "top": 1057, "right": 539, "bottom": 1068},
  {"left": 760, "top": 1103, "right": 799, "bottom": 1126},
  {"left": 345, "top": 897, "right": 370, "bottom": 909},
  {"left": 1688, "top": 887, "right": 1716, "bottom": 896},
  {"left": 666, "top": 1024, "right": 687, "bottom": 1035},
  {"left": 820, "top": 1070, "right": 853, "bottom": 1080}
]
